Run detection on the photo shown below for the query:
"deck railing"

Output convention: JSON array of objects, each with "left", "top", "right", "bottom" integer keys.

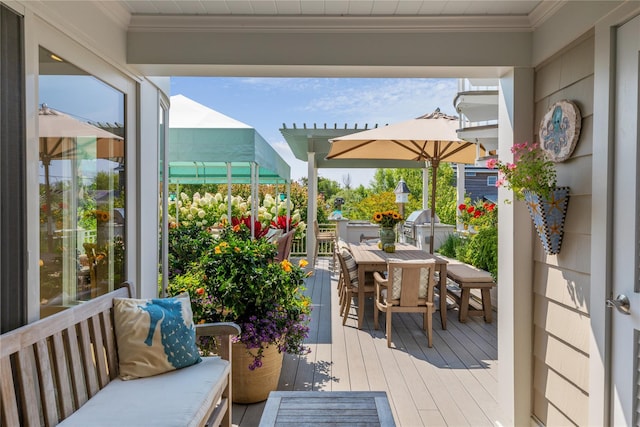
[{"left": 290, "top": 222, "right": 336, "bottom": 258}]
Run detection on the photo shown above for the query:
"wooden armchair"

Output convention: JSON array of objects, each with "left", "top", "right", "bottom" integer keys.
[
  {"left": 274, "top": 229, "right": 296, "bottom": 262},
  {"left": 373, "top": 259, "right": 437, "bottom": 348},
  {"left": 313, "top": 219, "right": 336, "bottom": 267},
  {"left": 336, "top": 247, "right": 375, "bottom": 325}
]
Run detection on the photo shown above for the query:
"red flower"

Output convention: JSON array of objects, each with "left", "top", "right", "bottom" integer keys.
[
  {"left": 467, "top": 206, "right": 475, "bottom": 214},
  {"left": 231, "top": 216, "right": 269, "bottom": 238},
  {"left": 458, "top": 203, "right": 467, "bottom": 211},
  {"left": 270, "top": 215, "right": 298, "bottom": 230}
]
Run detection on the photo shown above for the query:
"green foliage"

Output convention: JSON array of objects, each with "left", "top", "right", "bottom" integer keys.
[
  {"left": 433, "top": 164, "right": 457, "bottom": 225},
  {"left": 437, "top": 233, "right": 467, "bottom": 259},
  {"left": 167, "top": 225, "right": 312, "bottom": 369},
  {"left": 318, "top": 177, "right": 341, "bottom": 200},
  {"left": 167, "top": 225, "right": 217, "bottom": 277},
  {"left": 370, "top": 165, "right": 457, "bottom": 225},
  {"left": 348, "top": 191, "right": 398, "bottom": 221},
  {"left": 439, "top": 227, "right": 498, "bottom": 281}
]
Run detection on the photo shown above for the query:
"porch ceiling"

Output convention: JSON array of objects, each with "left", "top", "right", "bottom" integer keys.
[
  {"left": 119, "top": 1, "right": 566, "bottom": 76},
  {"left": 121, "top": 1, "right": 547, "bottom": 16}
]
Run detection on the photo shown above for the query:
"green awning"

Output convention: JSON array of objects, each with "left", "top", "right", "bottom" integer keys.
[{"left": 168, "top": 95, "right": 290, "bottom": 184}]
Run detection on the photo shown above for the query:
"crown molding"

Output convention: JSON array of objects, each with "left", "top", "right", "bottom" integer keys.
[
  {"left": 128, "top": 14, "right": 535, "bottom": 33},
  {"left": 528, "top": 0, "right": 567, "bottom": 28},
  {"left": 95, "top": 1, "right": 132, "bottom": 30}
]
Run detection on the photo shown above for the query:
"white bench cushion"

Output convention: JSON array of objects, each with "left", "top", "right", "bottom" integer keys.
[{"left": 59, "top": 356, "right": 229, "bottom": 427}]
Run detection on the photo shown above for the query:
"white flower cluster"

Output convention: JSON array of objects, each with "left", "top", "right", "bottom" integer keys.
[{"left": 167, "top": 191, "right": 304, "bottom": 233}]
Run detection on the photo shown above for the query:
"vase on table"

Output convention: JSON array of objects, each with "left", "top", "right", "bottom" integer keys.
[
  {"left": 379, "top": 227, "right": 396, "bottom": 250},
  {"left": 231, "top": 342, "right": 284, "bottom": 404},
  {"left": 523, "top": 186, "right": 570, "bottom": 255}
]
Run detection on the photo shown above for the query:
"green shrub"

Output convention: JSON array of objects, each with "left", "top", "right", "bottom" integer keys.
[
  {"left": 438, "top": 233, "right": 467, "bottom": 258},
  {"left": 438, "top": 227, "right": 498, "bottom": 282}
]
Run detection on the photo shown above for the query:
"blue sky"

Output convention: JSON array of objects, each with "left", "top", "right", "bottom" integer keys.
[{"left": 170, "top": 77, "right": 460, "bottom": 187}]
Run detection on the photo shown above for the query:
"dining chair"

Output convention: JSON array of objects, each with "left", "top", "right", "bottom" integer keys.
[
  {"left": 336, "top": 247, "right": 375, "bottom": 325},
  {"left": 373, "top": 259, "right": 437, "bottom": 348},
  {"left": 273, "top": 229, "right": 296, "bottom": 263},
  {"left": 313, "top": 219, "right": 337, "bottom": 268}
]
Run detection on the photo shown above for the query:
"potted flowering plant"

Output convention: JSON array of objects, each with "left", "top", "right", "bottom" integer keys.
[
  {"left": 486, "top": 141, "right": 557, "bottom": 201},
  {"left": 371, "top": 210, "right": 403, "bottom": 228},
  {"left": 486, "top": 141, "right": 569, "bottom": 255},
  {"left": 371, "top": 210, "right": 403, "bottom": 251},
  {"left": 457, "top": 203, "right": 476, "bottom": 229},
  {"left": 458, "top": 201, "right": 497, "bottom": 230},
  {"left": 167, "top": 224, "right": 312, "bottom": 403}
]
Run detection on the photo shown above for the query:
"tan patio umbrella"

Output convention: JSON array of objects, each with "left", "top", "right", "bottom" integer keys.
[
  {"left": 327, "top": 109, "right": 485, "bottom": 253},
  {"left": 39, "top": 104, "right": 124, "bottom": 251}
]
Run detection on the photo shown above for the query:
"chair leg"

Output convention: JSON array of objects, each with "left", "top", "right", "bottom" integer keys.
[
  {"left": 425, "top": 309, "right": 433, "bottom": 348},
  {"left": 374, "top": 300, "right": 380, "bottom": 330},
  {"left": 342, "top": 289, "right": 352, "bottom": 325},
  {"left": 386, "top": 310, "right": 393, "bottom": 347}
]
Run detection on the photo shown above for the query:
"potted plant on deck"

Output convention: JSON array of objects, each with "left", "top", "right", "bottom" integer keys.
[
  {"left": 168, "top": 224, "right": 312, "bottom": 404},
  {"left": 371, "top": 210, "right": 403, "bottom": 252},
  {"left": 486, "top": 141, "right": 569, "bottom": 255}
]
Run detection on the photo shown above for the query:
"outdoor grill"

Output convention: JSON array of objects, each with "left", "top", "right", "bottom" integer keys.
[{"left": 403, "top": 209, "right": 440, "bottom": 242}]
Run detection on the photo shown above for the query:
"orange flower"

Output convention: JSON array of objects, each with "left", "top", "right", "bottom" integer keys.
[
  {"left": 298, "top": 259, "right": 308, "bottom": 268},
  {"left": 234, "top": 247, "right": 241, "bottom": 252},
  {"left": 196, "top": 287, "right": 205, "bottom": 295},
  {"left": 233, "top": 224, "right": 241, "bottom": 232},
  {"left": 214, "top": 246, "right": 222, "bottom": 254},
  {"left": 281, "top": 259, "right": 292, "bottom": 272}
]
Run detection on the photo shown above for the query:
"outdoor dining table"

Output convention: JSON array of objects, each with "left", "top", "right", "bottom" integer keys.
[{"left": 348, "top": 242, "right": 449, "bottom": 330}]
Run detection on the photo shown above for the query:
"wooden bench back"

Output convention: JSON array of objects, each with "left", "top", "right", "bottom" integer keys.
[{"left": 0, "top": 283, "right": 134, "bottom": 426}]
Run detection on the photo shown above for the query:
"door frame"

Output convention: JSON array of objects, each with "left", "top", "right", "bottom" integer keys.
[{"left": 591, "top": 4, "right": 640, "bottom": 425}]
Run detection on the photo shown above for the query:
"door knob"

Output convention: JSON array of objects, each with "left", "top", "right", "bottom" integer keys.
[{"left": 606, "top": 294, "right": 631, "bottom": 315}]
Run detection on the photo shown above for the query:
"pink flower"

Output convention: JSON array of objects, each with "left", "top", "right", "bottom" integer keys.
[
  {"left": 495, "top": 177, "right": 505, "bottom": 188},
  {"left": 486, "top": 158, "right": 498, "bottom": 169},
  {"left": 507, "top": 163, "right": 516, "bottom": 171}
]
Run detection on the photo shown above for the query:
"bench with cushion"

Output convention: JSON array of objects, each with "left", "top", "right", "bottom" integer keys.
[
  {"left": 0, "top": 282, "right": 240, "bottom": 427},
  {"left": 445, "top": 263, "right": 496, "bottom": 323}
]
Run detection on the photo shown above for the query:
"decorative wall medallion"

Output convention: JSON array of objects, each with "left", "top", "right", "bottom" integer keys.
[{"left": 539, "top": 99, "right": 582, "bottom": 162}]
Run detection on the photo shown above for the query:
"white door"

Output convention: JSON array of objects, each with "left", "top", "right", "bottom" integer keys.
[{"left": 610, "top": 14, "right": 640, "bottom": 426}]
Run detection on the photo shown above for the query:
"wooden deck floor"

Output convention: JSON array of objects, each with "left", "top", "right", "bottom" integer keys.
[{"left": 232, "top": 258, "right": 504, "bottom": 426}]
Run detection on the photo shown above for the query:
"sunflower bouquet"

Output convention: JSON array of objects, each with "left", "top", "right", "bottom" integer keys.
[{"left": 372, "top": 210, "right": 403, "bottom": 228}]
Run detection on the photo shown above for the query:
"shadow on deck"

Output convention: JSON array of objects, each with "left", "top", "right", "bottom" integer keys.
[{"left": 233, "top": 258, "right": 502, "bottom": 426}]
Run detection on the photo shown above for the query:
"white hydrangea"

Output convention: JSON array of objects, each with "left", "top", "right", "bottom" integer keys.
[
  {"left": 187, "top": 214, "right": 194, "bottom": 221},
  {"left": 198, "top": 210, "right": 206, "bottom": 218}
]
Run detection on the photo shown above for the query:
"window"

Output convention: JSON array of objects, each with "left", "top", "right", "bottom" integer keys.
[
  {"left": 38, "top": 47, "right": 125, "bottom": 317},
  {"left": 487, "top": 176, "right": 497, "bottom": 186}
]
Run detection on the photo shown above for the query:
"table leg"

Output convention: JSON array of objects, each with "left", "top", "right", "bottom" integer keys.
[
  {"left": 439, "top": 265, "right": 447, "bottom": 330},
  {"left": 358, "top": 266, "right": 365, "bottom": 329}
]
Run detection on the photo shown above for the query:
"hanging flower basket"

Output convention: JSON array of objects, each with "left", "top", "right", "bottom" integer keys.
[{"left": 523, "top": 187, "right": 570, "bottom": 255}]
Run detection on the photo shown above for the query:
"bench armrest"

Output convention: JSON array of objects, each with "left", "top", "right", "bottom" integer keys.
[
  {"left": 195, "top": 322, "right": 241, "bottom": 338},
  {"left": 195, "top": 322, "right": 241, "bottom": 361}
]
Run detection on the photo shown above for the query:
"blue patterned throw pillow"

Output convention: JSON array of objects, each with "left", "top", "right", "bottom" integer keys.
[{"left": 114, "top": 293, "right": 201, "bottom": 380}]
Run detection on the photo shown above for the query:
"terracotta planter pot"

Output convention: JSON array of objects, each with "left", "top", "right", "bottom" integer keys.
[
  {"left": 523, "top": 187, "right": 570, "bottom": 255},
  {"left": 231, "top": 342, "right": 283, "bottom": 404}
]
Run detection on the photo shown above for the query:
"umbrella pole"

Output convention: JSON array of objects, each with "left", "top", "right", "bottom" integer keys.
[
  {"left": 429, "top": 160, "right": 439, "bottom": 254},
  {"left": 44, "top": 160, "right": 55, "bottom": 253}
]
